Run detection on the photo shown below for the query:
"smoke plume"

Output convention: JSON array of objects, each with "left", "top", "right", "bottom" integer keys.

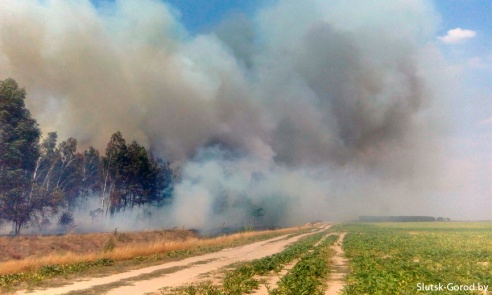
[{"left": 0, "top": 0, "right": 449, "bottom": 230}]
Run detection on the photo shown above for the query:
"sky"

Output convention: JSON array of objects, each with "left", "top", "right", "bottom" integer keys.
[
  {"left": 164, "top": 0, "right": 263, "bottom": 33},
  {"left": 0, "top": 0, "right": 490, "bottom": 226},
  {"left": 431, "top": 0, "right": 492, "bottom": 219}
]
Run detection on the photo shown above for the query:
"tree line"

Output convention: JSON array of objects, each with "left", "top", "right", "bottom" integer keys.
[{"left": 0, "top": 78, "right": 173, "bottom": 234}]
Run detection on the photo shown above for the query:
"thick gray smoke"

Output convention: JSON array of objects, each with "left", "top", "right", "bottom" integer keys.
[{"left": 0, "top": 0, "right": 449, "bottom": 229}]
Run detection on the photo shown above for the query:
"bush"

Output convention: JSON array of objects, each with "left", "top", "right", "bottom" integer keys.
[
  {"left": 103, "top": 237, "right": 115, "bottom": 253},
  {"left": 58, "top": 212, "right": 74, "bottom": 226}
]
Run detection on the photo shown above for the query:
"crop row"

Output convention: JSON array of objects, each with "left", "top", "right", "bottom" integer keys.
[
  {"left": 341, "top": 223, "right": 492, "bottom": 295},
  {"left": 269, "top": 234, "right": 338, "bottom": 295}
]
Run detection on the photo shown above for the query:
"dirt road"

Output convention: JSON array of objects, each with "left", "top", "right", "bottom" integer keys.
[{"left": 17, "top": 224, "right": 331, "bottom": 295}]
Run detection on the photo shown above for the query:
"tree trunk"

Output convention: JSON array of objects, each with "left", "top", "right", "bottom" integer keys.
[{"left": 13, "top": 220, "right": 22, "bottom": 235}]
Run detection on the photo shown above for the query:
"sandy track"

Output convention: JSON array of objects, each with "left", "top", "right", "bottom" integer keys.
[
  {"left": 17, "top": 225, "right": 329, "bottom": 295},
  {"left": 325, "top": 232, "right": 348, "bottom": 295}
]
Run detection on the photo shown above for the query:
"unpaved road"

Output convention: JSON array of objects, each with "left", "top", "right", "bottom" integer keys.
[{"left": 17, "top": 224, "right": 331, "bottom": 295}]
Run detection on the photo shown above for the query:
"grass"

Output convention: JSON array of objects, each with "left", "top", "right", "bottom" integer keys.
[
  {"left": 340, "top": 222, "right": 492, "bottom": 295},
  {"left": 0, "top": 226, "right": 306, "bottom": 293},
  {"left": 0, "top": 229, "right": 196, "bottom": 264}
]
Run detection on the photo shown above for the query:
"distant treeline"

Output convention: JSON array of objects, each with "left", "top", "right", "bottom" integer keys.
[
  {"left": 359, "top": 216, "right": 451, "bottom": 222},
  {"left": 0, "top": 78, "right": 174, "bottom": 234}
]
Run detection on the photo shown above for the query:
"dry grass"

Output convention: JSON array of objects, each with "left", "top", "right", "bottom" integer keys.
[
  {"left": 0, "top": 227, "right": 300, "bottom": 276},
  {"left": 0, "top": 229, "right": 195, "bottom": 262}
]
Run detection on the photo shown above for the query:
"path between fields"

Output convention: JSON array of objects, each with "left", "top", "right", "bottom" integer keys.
[
  {"left": 17, "top": 224, "right": 331, "bottom": 295},
  {"left": 325, "top": 232, "right": 348, "bottom": 295}
]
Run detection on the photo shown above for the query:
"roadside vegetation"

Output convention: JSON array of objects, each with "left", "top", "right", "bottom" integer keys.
[
  {"left": 0, "top": 229, "right": 196, "bottom": 265},
  {"left": 340, "top": 222, "right": 492, "bottom": 295},
  {"left": 169, "top": 230, "right": 338, "bottom": 295},
  {"left": 0, "top": 226, "right": 306, "bottom": 293}
]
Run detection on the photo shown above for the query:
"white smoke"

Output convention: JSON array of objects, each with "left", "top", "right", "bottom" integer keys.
[{"left": 0, "top": 0, "right": 452, "bottom": 229}]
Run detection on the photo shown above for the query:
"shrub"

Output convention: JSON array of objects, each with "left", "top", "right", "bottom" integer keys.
[
  {"left": 58, "top": 212, "right": 74, "bottom": 227},
  {"left": 103, "top": 237, "right": 116, "bottom": 253}
]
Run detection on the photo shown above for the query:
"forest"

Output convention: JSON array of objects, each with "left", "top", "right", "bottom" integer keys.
[{"left": 0, "top": 78, "right": 174, "bottom": 234}]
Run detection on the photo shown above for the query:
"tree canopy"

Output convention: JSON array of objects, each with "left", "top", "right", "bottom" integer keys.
[{"left": 0, "top": 78, "right": 45, "bottom": 234}]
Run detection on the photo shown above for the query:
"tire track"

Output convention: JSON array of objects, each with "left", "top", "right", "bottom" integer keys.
[{"left": 325, "top": 232, "right": 348, "bottom": 295}]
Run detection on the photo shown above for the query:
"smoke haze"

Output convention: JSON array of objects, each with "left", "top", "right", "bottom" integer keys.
[{"left": 0, "top": 0, "right": 453, "bottom": 229}]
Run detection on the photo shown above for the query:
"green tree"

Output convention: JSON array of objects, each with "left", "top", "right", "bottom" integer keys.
[
  {"left": 100, "top": 133, "right": 173, "bottom": 215},
  {"left": 55, "top": 138, "right": 83, "bottom": 210},
  {"left": 31, "top": 132, "right": 58, "bottom": 193},
  {"left": 124, "top": 141, "right": 172, "bottom": 208},
  {"left": 0, "top": 78, "right": 53, "bottom": 234},
  {"left": 30, "top": 132, "right": 62, "bottom": 230},
  {"left": 101, "top": 131, "right": 128, "bottom": 215},
  {"left": 150, "top": 155, "right": 174, "bottom": 205},
  {"left": 0, "top": 79, "right": 176, "bottom": 233},
  {"left": 81, "top": 146, "right": 101, "bottom": 196}
]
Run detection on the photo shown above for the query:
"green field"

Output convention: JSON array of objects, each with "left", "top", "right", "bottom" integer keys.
[{"left": 338, "top": 222, "right": 492, "bottom": 295}]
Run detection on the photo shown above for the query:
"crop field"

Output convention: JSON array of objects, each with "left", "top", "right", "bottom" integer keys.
[{"left": 339, "top": 222, "right": 492, "bottom": 295}]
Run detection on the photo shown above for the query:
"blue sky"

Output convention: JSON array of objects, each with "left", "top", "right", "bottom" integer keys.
[
  {"left": 431, "top": 1, "right": 491, "bottom": 136},
  {"left": 432, "top": 0, "right": 492, "bottom": 218},
  {"left": 435, "top": 0, "right": 491, "bottom": 46},
  {"left": 164, "top": 0, "right": 264, "bottom": 33}
]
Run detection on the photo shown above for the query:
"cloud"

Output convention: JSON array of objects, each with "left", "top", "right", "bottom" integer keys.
[{"left": 438, "top": 27, "right": 476, "bottom": 44}]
